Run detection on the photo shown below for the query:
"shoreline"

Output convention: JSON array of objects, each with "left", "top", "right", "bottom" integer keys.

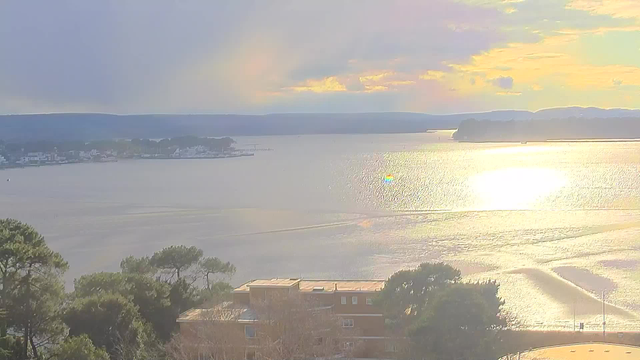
[
  {"left": 0, "top": 153, "right": 254, "bottom": 170},
  {"left": 138, "top": 153, "right": 254, "bottom": 160},
  {"left": 458, "top": 138, "right": 640, "bottom": 143}
]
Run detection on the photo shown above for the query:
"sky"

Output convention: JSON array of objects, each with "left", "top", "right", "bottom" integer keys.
[{"left": 1, "top": 0, "right": 640, "bottom": 114}]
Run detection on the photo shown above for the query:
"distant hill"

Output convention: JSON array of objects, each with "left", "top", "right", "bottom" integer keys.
[{"left": 1, "top": 107, "right": 640, "bottom": 141}]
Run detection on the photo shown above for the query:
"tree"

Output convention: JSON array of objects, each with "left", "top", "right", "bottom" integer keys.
[
  {"left": 408, "top": 282, "right": 506, "bottom": 360},
  {"left": 72, "top": 272, "right": 176, "bottom": 343},
  {"left": 49, "top": 335, "right": 109, "bottom": 360},
  {"left": 0, "top": 335, "right": 24, "bottom": 360},
  {"left": 120, "top": 256, "right": 156, "bottom": 276},
  {"left": 7, "top": 271, "right": 66, "bottom": 359},
  {"left": 123, "top": 274, "right": 174, "bottom": 342},
  {"left": 0, "top": 219, "right": 68, "bottom": 360},
  {"left": 64, "top": 294, "right": 154, "bottom": 360},
  {"left": 197, "top": 257, "right": 235, "bottom": 290},
  {"left": 73, "top": 272, "right": 127, "bottom": 298},
  {"left": 198, "top": 282, "right": 234, "bottom": 307},
  {"left": 168, "top": 278, "right": 199, "bottom": 316},
  {"left": 376, "top": 262, "right": 460, "bottom": 322},
  {"left": 150, "top": 246, "right": 203, "bottom": 281}
]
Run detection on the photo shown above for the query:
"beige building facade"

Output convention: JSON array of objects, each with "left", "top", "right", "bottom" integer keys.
[{"left": 178, "top": 278, "right": 400, "bottom": 359}]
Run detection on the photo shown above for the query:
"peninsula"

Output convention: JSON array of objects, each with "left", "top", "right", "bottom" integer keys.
[
  {"left": 453, "top": 117, "right": 640, "bottom": 142},
  {"left": 0, "top": 136, "right": 252, "bottom": 169}
]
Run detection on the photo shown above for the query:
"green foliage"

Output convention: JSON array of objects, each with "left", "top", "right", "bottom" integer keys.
[
  {"left": 73, "top": 272, "right": 127, "bottom": 298},
  {"left": 150, "top": 245, "right": 203, "bottom": 280},
  {"left": 198, "top": 257, "right": 236, "bottom": 289},
  {"left": 168, "top": 278, "right": 200, "bottom": 315},
  {"left": 123, "top": 274, "right": 174, "bottom": 342},
  {"left": 64, "top": 294, "right": 155, "bottom": 360},
  {"left": 0, "top": 219, "right": 68, "bottom": 360},
  {"left": 0, "top": 335, "right": 25, "bottom": 360},
  {"left": 72, "top": 272, "right": 176, "bottom": 342},
  {"left": 376, "top": 262, "right": 460, "bottom": 321},
  {"left": 377, "top": 263, "right": 506, "bottom": 360},
  {"left": 131, "top": 136, "right": 235, "bottom": 153},
  {"left": 0, "top": 220, "right": 235, "bottom": 358},
  {"left": 120, "top": 256, "right": 156, "bottom": 276},
  {"left": 7, "top": 271, "right": 66, "bottom": 357},
  {"left": 49, "top": 335, "right": 109, "bottom": 360},
  {"left": 408, "top": 282, "right": 506, "bottom": 360},
  {"left": 198, "top": 282, "right": 234, "bottom": 306},
  {"left": 72, "top": 246, "right": 236, "bottom": 343},
  {"left": 0, "top": 219, "right": 68, "bottom": 276}
]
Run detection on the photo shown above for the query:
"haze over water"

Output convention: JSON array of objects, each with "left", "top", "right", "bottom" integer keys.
[{"left": 2, "top": 131, "right": 640, "bottom": 330}]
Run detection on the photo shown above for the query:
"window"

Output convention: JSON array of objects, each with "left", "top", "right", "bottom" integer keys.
[
  {"left": 245, "top": 350, "right": 256, "bottom": 360},
  {"left": 343, "top": 342, "right": 355, "bottom": 350},
  {"left": 385, "top": 342, "right": 398, "bottom": 353},
  {"left": 245, "top": 325, "right": 256, "bottom": 338},
  {"left": 366, "top": 297, "right": 373, "bottom": 305},
  {"left": 352, "top": 296, "right": 358, "bottom": 305},
  {"left": 314, "top": 337, "right": 324, "bottom": 346},
  {"left": 342, "top": 318, "right": 354, "bottom": 327},
  {"left": 341, "top": 296, "right": 346, "bottom": 304}
]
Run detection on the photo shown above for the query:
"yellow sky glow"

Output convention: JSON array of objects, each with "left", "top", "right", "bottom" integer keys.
[
  {"left": 289, "top": 77, "right": 347, "bottom": 93},
  {"left": 567, "top": 0, "right": 640, "bottom": 19},
  {"left": 267, "top": 0, "right": 640, "bottom": 111}
]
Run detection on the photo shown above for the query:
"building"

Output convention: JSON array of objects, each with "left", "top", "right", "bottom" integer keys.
[
  {"left": 26, "top": 152, "right": 47, "bottom": 163},
  {"left": 178, "top": 278, "right": 399, "bottom": 359}
]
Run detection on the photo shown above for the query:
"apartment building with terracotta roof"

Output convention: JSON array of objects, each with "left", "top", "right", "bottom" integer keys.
[{"left": 177, "top": 278, "right": 400, "bottom": 359}]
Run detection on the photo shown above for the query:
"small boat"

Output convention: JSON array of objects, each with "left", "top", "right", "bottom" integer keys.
[{"left": 521, "top": 141, "right": 528, "bottom": 144}]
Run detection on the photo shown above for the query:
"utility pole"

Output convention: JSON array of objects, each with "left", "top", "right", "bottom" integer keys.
[{"left": 602, "top": 291, "right": 606, "bottom": 339}]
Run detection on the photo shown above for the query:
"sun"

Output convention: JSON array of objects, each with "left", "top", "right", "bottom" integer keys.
[{"left": 470, "top": 167, "right": 567, "bottom": 210}]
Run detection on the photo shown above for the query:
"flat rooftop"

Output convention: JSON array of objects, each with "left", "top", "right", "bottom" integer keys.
[
  {"left": 234, "top": 279, "right": 385, "bottom": 293},
  {"left": 520, "top": 343, "right": 640, "bottom": 360},
  {"left": 178, "top": 301, "right": 257, "bottom": 323},
  {"left": 238, "top": 278, "right": 301, "bottom": 289}
]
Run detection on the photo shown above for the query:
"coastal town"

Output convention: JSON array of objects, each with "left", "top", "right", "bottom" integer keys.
[
  {"left": 0, "top": 136, "right": 253, "bottom": 169},
  {"left": 0, "top": 149, "right": 118, "bottom": 167}
]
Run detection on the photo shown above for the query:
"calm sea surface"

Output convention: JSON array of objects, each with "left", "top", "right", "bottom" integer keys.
[{"left": 2, "top": 131, "right": 640, "bottom": 330}]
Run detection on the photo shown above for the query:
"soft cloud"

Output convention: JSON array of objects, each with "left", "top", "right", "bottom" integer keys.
[
  {"left": 492, "top": 76, "right": 515, "bottom": 89},
  {"left": 289, "top": 77, "right": 347, "bottom": 93},
  {"left": 419, "top": 71, "right": 447, "bottom": 81},
  {"left": 453, "top": 32, "right": 640, "bottom": 89},
  {"left": 567, "top": 0, "right": 640, "bottom": 19},
  {"left": 497, "top": 91, "right": 522, "bottom": 95},
  {"left": 0, "top": 0, "right": 507, "bottom": 113},
  {"left": 359, "top": 72, "right": 395, "bottom": 82},
  {"left": 1, "top": 0, "right": 640, "bottom": 114}
]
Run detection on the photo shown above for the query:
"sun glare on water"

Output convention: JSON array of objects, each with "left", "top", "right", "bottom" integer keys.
[{"left": 471, "top": 167, "right": 568, "bottom": 210}]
